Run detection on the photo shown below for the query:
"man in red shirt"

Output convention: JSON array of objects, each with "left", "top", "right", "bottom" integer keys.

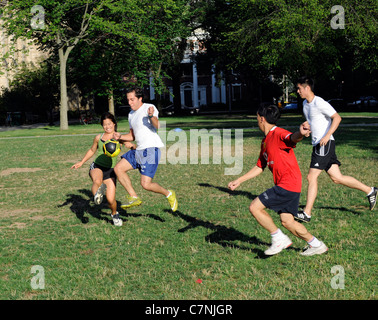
[{"left": 228, "top": 105, "right": 328, "bottom": 256}]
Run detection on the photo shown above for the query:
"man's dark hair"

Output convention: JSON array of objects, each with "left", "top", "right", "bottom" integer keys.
[
  {"left": 126, "top": 86, "right": 144, "bottom": 100},
  {"left": 296, "top": 76, "right": 315, "bottom": 92},
  {"left": 257, "top": 105, "right": 281, "bottom": 125}
]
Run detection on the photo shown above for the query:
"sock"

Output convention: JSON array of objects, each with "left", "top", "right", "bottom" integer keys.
[
  {"left": 367, "top": 187, "right": 374, "bottom": 196},
  {"left": 166, "top": 191, "right": 172, "bottom": 198},
  {"left": 271, "top": 228, "right": 284, "bottom": 239},
  {"left": 308, "top": 236, "right": 321, "bottom": 248},
  {"left": 303, "top": 211, "right": 311, "bottom": 218}
]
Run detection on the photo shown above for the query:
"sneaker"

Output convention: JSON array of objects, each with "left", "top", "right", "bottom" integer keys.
[
  {"left": 264, "top": 234, "right": 292, "bottom": 256},
  {"left": 167, "top": 189, "right": 178, "bottom": 212},
  {"left": 367, "top": 187, "right": 377, "bottom": 210},
  {"left": 300, "top": 242, "right": 328, "bottom": 256},
  {"left": 120, "top": 195, "right": 142, "bottom": 209},
  {"left": 94, "top": 183, "right": 107, "bottom": 205},
  {"left": 111, "top": 212, "right": 123, "bottom": 227},
  {"left": 293, "top": 210, "right": 311, "bottom": 223}
]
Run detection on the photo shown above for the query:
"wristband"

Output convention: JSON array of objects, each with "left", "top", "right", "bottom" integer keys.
[{"left": 148, "top": 114, "right": 153, "bottom": 119}]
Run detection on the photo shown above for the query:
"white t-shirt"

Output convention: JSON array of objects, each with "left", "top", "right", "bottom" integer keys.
[
  {"left": 128, "top": 103, "right": 164, "bottom": 150},
  {"left": 303, "top": 96, "right": 337, "bottom": 146}
]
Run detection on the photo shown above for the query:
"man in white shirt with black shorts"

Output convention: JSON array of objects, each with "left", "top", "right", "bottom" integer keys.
[
  {"left": 294, "top": 76, "right": 376, "bottom": 222},
  {"left": 114, "top": 87, "right": 178, "bottom": 212}
]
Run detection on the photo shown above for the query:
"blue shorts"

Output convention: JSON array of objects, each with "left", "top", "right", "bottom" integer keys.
[
  {"left": 121, "top": 147, "right": 161, "bottom": 178},
  {"left": 258, "top": 186, "right": 301, "bottom": 215}
]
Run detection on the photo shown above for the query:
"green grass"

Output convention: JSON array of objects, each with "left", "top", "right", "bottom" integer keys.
[{"left": 0, "top": 113, "right": 377, "bottom": 300}]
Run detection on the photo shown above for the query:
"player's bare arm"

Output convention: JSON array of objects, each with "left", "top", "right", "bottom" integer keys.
[
  {"left": 228, "top": 166, "right": 264, "bottom": 190},
  {"left": 113, "top": 129, "right": 135, "bottom": 142},
  {"left": 319, "top": 113, "right": 342, "bottom": 146},
  {"left": 71, "top": 134, "right": 100, "bottom": 169},
  {"left": 148, "top": 106, "right": 160, "bottom": 129},
  {"left": 291, "top": 121, "right": 311, "bottom": 143}
]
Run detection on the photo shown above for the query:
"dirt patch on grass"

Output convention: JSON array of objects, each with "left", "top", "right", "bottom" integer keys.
[{"left": 0, "top": 168, "right": 44, "bottom": 176}]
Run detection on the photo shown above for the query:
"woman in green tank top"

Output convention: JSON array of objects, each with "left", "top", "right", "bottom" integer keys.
[{"left": 71, "top": 112, "right": 124, "bottom": 226}]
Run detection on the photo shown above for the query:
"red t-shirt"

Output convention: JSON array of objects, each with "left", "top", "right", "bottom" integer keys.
[{"left": 256, "top": 126, "right": 302, "bottom": 193}]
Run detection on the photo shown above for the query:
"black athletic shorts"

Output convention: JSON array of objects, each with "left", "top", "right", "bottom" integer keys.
[
  {"left": 89, "top": 162, "right": 116, "bottom": 181},
  {"left": 258, "top": 186, "right": 301, "bottom": 215},
  {"left": 310, "top": 140, "right": 341, "bottom": 171}
]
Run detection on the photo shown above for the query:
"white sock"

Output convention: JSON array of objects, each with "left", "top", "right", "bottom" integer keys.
[
  {"left": 367, "top": 187, "right": 375, "bottom": 196},
  {"left": 303, "top": 211, "right": 311, "bottom": 218},
  {"left": 308, "top": 236, "right": 321, "bottom": 248},
  {"left": 271, "top": 228, "right": 284, "bottom": 239}
]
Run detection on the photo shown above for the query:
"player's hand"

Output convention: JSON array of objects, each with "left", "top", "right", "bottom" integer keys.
[
  {"left": 300, "top": 121, "right": 311, "bottom": 137},
  {"left": 71, "top": 162, "right": 82, "bottom": 169},
  {"left": 124, "top": 142, "right": 136, "bottom": 150},
  {"left": 113, "top": 132, "right": 121, "bottom": 140},
  {"left": 319, "top": 136, "right": 330, "bottom": 146},
  {"left": 148, "top": 106, "right": 154, "bottom": 117},
  {"left": 228, "top": 180, "right": 240, "bottom": 191}
]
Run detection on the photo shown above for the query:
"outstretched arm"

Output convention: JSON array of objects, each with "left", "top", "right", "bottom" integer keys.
[
  {"left": 291, "top": 121, "right": 311, "bottom": 143},
  {"left": 228, "top": 166, "right": 264, "bottom": 191}
]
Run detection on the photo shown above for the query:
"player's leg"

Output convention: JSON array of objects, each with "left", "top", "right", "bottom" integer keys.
[
  {"left": 89, "top": 166, "right": 103, "bottom": 196},
  {"left": 327, "top": 164, "right": 371, "bottom": 193},
  {"left": 104, "top": 177, "right": 122, "bottom": 226},
  {"left": 89, "top": 164, "right": 107, "bottom": 205},
  {"left": 114, "top": 157, "right": 138, "bottom": 198},
  {"left": 140, "top": 175, "right": 169, "bottom": 196},
  {"left": 280, "top": 213, "right": 312, "bottom": 241},
  {"left": 140, "top": 175, "right": 178, "bottom": 212},
  {"left": 249, "top": 197, "right": 292, "bottom": 255},
  {"left": 303, "top": 168, "right": 323, "bottom": 217}
]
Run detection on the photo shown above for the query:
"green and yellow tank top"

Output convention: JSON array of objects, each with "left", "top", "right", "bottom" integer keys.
[{"left": 94, "top": 134, "right": 117, "bottom": 168}]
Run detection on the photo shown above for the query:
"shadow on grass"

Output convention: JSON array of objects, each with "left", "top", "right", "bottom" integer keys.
[
  {"left": 299, "top": 205, "right": 363, "bottom": 216},
  {"left": 165, "top": 209, "right": 292, "bottom": 259},
  {"left": 58, "top": 188, "right": 165, "bottom": 225},
  {"left": 198, "top": 182, "right": 257, "bottom": 200}
]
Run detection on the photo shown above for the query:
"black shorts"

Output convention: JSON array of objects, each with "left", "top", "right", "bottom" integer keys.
[
  {"left": 89, "top": 162, "right": 116, "bottom": 181},
  {"left": 258, "top": 186, "right": 301, "bottom": 215},
  {"left": 310, "top": 140, "right": 341, "bottom": 171}
]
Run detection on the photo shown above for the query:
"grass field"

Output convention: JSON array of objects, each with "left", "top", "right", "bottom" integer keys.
[{"left": 0, "top": 113, "right": 377, "bottom": 300}]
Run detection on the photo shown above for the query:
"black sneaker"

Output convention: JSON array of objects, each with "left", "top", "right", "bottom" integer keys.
[
  {"left": 367, "top": 187, "right": 377, "bottom": 210},
  {"left": 294, "top": 210, "right": 311, "bottom": 223}
]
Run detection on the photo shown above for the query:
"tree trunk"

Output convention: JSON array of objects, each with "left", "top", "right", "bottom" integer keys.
[
  {"left": 108, "top": 90, "right": 115, "bottom": 115},
  {"left": 59, "top": 47, "right": 69, "bottom": 130}
]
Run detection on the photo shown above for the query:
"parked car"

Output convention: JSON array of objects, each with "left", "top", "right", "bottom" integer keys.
[
  {"left": 281, "top": 102, "right": 298, "bottom": 111},
  {"left": 116, "top": 105, "right": 131, "bottom": 116},
  {"left": 161, "top": 104, "right": 200, "bottom": 116},
  {"left": 347, "top": 96, "right": 378, "bottom": 110},
  {"left": 327, "top": 98, "right": 347, "bottom": 111}
]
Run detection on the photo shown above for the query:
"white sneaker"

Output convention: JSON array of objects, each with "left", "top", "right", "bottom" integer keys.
[
  {"left": 300, "top": 241, "right": 328, "bottom": 256},
  {"left": 94, "top": 183, "right": 107, "bottom": 205},
  {"left": 264, "top": 235, "right": 292, "bottom": 256},
  {"left": 111, "top": 212, "right": 123, "bottom": 227}
]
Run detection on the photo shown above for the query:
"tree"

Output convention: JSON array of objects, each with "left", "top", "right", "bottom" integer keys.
[
  {"left": 1, "top": 0, "right": 110, "bottom": 130},
  {"left": 200, "top": 0, "right": 377, "bottom": 93}
]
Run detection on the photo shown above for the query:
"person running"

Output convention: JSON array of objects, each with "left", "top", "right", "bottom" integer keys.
[
  {"left": 295, "top": 76, "right": 377, "bottom": 223},
  {"left": 71, "top": 112, "right": 123, "bottom": 227},
  {"left": 113, "top": 87, "right": 178, "bottom": 212},
  {"left": 228, "top": 105, "right": 328, "bottom": 256}
]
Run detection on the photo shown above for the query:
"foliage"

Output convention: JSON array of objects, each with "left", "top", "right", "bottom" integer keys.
[{"left": 200, "top": 0, "right": 378, "bottom": 83}]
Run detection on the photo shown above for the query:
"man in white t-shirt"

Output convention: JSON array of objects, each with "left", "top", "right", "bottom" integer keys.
[
  {"left": 294, "top": 77, "right": 376, "bottom": 222},
  {"left": 113, "top": 87, "right": 178, "bottom": 212}
]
